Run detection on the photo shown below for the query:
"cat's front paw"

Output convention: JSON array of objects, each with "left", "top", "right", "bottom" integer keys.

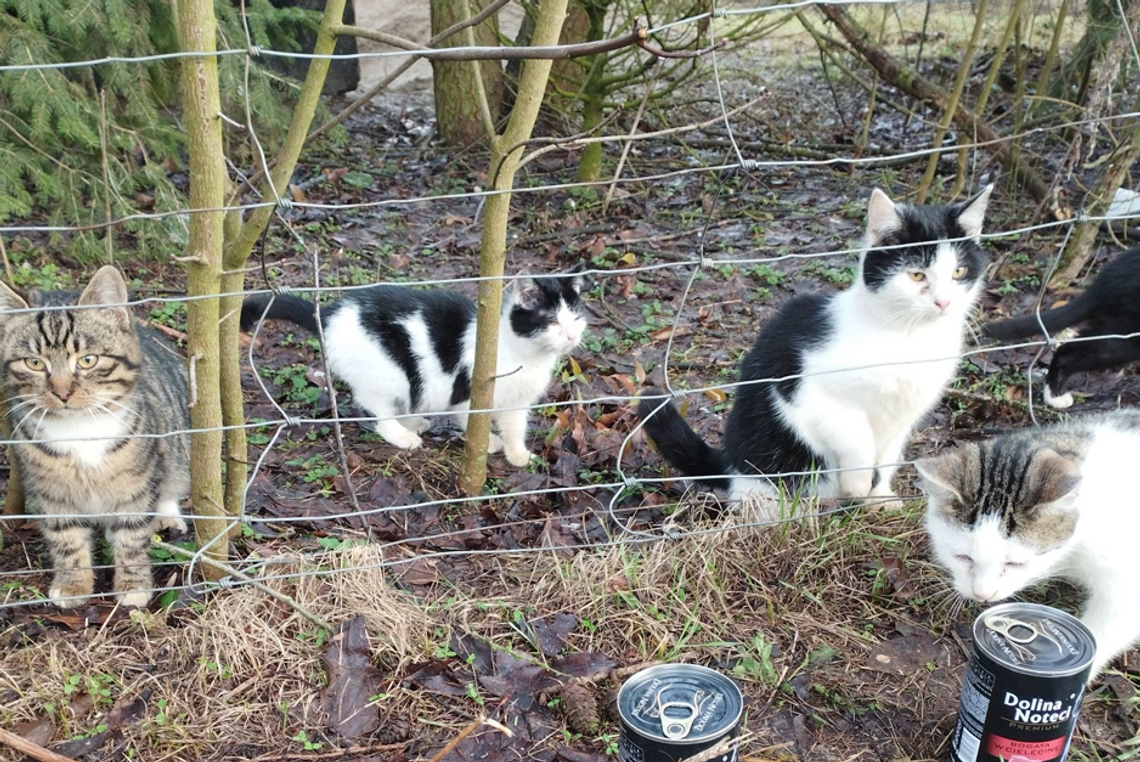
[
  {"left": 1043, "top": 387, "right": 1074, "bottom": 409},
  {"left": 115, "top": 590, "right": 152, "bottom": 609},
  {"left": 384, "top": 429, "right": 423, "bottom": 450},
  {"left": 403, "top": 416, "right": 432, "bottom": 434},
  {"left": 154, "top": 500, "right": 186, "bottom": 533},
  {"left": 49, "top": 572, "right": 95, "bottom": 609},
  {"left": 504, "top": 447, "right": 533, "bottom": 468},
  {"left": 487, "top": 434, "right": 504, "bottom": 454}
]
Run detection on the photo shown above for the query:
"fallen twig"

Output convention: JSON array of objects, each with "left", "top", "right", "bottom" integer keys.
[{"left": 0, "top": 728, "right": 81, "bottom": 762}]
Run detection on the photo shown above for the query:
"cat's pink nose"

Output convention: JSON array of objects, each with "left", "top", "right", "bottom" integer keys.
[
  {"left": 935, "top": 297, "right": 951, "bottom": 311},
  {"left": 972, "top": 585, "right": 997, "bottom": 602}
]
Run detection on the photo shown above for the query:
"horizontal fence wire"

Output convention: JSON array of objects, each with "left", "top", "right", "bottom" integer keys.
[{"left": 1, "top": 0, "right": 1137, "bottom": 611}]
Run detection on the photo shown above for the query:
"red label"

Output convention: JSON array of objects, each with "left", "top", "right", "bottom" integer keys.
[{"left": 984, "top": 734, "right": 1068, "bottom": 761}]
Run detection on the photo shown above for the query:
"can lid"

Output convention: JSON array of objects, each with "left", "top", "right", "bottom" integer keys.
[
  {"left": 973, "top": 602, "right": 1096, "bottom": 677},
  {"left": 616, "top": 664, "right": 743, "bottom": 744}
]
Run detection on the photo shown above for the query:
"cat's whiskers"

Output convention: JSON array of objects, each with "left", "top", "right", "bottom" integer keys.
[{"left": 11, "top": 401, "right": 46, "bottom": 436}]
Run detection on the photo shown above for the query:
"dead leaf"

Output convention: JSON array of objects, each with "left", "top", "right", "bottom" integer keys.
[
  {"left": 12, "top": 716, "right": 55, "bottom": 748},
  {"left": 704, "top": 388, "right": 727, "bottom": 403},
  {"left": 634, "top": 360, "right": 647, "bottom": 385},
  {"left": 397, "top": 557, "right": 441, "bottom": 586},
  {"left": 526, "top": 614, "right": 578, "bottom": 658},
  {"left": 289, "top": 184, "right": 308, "bottom": 203},
  {"left": 649, "top": 325, "right": 692, "bottom": 343},
  {"left": 326, "top": 167, "right": 349, "bottom": 183},
  {"left": 551, "top": 652, "right": 616, "bottom": 681},
  {"left": 879, "top": 557, "right": 914, "bottom": 600},
  {"left": 321, "top": 616, "right": 381, "bottom": 739}
]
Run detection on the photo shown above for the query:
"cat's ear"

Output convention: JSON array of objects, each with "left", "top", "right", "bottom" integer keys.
[
  {"left": 914, "top": 450, "right": 969, "bottom": 506},
  {"left": 0, "top": 280, "right": 29, "bottom": 316},
  {"left": 1026, "top": 448, "right": 1081, "bottom": 509},
  {"left": 78, "top": 265, "right": 131, "bottom": 328},
  {"left": 510, "top": 272, "right": 541, "bottom": 309},
  {"left": 563, "top": 262, "right": 587, "bottom": 294},
  {"left": 955, "top": 184, "right": 994, "bottom": 240},
  {"left": 866, "top": 188, "right": 902, "bottom": 244}
]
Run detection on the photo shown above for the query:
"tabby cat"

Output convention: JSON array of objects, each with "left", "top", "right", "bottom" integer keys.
[
  {"left": 0, "top": 267, "right": 189, "bottom": 608},
  {"left": 916, "top": 411, "right": 1140, "bottom": 680}
]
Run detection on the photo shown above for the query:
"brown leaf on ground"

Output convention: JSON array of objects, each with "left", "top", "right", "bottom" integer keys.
[
  {"left": 12, "top": 715, "right": 54, "bottom": 748},
  {"left": 321, "top": 615, "right": 381, "bottom": 740},
  {"left": 397, "top": 557, "right": 441, "bottom": 586}
]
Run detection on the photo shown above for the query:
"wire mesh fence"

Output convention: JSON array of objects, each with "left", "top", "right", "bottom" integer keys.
[{"left": 0, "top": 0, "right": 1137, "bottom": 621}]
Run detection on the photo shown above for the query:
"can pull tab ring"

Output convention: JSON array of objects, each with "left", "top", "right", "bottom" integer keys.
[
  {"left": 984, "top": 614, "right": 1064, "bottom": 660},
  {"left": 654, "top": 688, "right": 709, "bottom": 740}
]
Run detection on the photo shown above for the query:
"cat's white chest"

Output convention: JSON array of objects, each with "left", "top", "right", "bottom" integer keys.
[{"left": 38, "top": 413, "right": 131, "bottom": 467}]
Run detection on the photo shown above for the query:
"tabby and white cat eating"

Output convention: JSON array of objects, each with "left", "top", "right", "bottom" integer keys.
[
  {"left": 241, "top": 265, "right": 587, "bottom": 466},
  {"left": 916, "top": 411, "right": 1140, "bottom": 680},
  {"left": 0, "top": 267, "right": 189, "bottom": 608},
  {"left": 639, "top": 186, "right": 993, "bottom": 511}
]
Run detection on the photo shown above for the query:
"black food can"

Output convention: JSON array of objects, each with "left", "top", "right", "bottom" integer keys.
[
  {"left": 617, "top": 664, "right": 744, "bottom": 762},
  {"left": 951, "top": 602, "right": 1096, "bottom": 762}
]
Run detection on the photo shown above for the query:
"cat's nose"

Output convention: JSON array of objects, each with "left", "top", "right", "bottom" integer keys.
[
  {"left": 51, "top": 383, "right": 73, "bottom": 402},
  {"left": 972, "top": 585, "right": 997, "bottom": 602},
  {"left": 934, "top": 297, "right": 951, "bottom": 312}
]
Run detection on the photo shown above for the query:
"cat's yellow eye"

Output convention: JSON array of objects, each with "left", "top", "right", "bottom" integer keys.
[
  {"left": 907, "top": 270, "right": 926, "bottom": 282},
  {"left": 76, "top": 355, "right": 98, "bottom": 369},
  {"left": 23, "top": 357, "right": 44, "bottom": 371},
  {"left": 952, "top": 266, "right": 968, "bottom": 279}
]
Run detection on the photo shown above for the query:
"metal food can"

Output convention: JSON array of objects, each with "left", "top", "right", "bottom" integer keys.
[
  {"left": 951, "top": 602, "right": 1096, "bottom": 762},
  {"left": 617, "top": 664, "right": 744, "bottom": 762}
]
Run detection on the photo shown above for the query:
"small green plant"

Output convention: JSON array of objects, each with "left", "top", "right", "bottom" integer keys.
[
  {"left": 732, "top": 634, "right": 780, "bottom": 687},
  {"left": 291, "top": 730, "right": 323, "bottom": 751},
  {"left": 749, "top": 263, "right": 787, "bottom": 287},
  {"left": 259, "top": 364, "right": 321, "bottom": 406}
]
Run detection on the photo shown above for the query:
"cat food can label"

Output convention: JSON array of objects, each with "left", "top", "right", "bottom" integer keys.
[
  {"left": 617, "top": 664, "right": 743, "bottom": 762},
  {"left": 951, "top": 602, "right": 1096, "bottom": 762}
]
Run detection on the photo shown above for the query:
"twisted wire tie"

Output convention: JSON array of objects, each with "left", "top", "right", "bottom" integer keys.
[
  {"left": 270, "top": 283, "right": 293, "bottom": 296},
  {"left": 275, "top": 197, "right": 296, "bottom": 211},
  {"left": 283, "top": 414, "right": 301, "bottom": 428},
  {"left": 247, "top": 45, "right": 264, "bottom": 58}
]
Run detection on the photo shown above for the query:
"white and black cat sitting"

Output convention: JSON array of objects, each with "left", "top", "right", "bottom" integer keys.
[
  {"left": 639, "top": 186, "right": 994, "bottom": 513},
  {"left": 241, "top": 265, "right": 587, "bottom": 467},
  {"left": 984, "top": 247, "right": 1140, "bottom": 408}
]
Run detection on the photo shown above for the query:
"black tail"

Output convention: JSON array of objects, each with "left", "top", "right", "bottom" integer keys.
[
  {"left": 638, "top": 391, "right": 731, "bottom": 491},
  {"left": 239, "top": 294, "right": 320, "bottom": 334},
  {"left": 983, "top": 298, "right": 1093, "bottom": 341}
]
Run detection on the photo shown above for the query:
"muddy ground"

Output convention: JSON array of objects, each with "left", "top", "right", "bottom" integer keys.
[{"left": 2, "top": 12, "right": 1139, "bottom": 762}]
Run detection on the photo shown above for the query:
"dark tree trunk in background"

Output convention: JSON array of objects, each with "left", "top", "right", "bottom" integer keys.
[
  {"left": 266, "top": 0, "right": 360, "bottom": 94},
  {"left": 430, "top": 0, "right": 505, "bottom": 145}
]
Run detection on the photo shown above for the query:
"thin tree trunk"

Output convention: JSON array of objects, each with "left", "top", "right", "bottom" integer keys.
[
  {"left": 431, "top": 0, "right": 505, "bottom": 144},
  {"left": 220, "top": 0, "right": 348, "bottom": 522},
  {"left": 915, "top": 0, "right": 989, "bottom": 203},
  {"left": 1050, "top": 117, "right": 1140, "bottom": 286},
  {"left": 176, "top": 0, "right": 228, "bottom": 576},
  {"left": 219, "top": 208, "right": 245, "bottom": 537},
  {"left": 818, "top": 4, "right": 1052, "bottom": 204},
  {"left": 458, "top": 0, "right": 570, "bottom": 496}
]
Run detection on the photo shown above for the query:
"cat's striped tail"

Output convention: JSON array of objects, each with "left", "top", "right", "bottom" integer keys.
[
  {"left": 983, "top": 298, "right": 1093, "bottom": 340},
  {"left": 240, "top": 294, "right": 320, "bottom": 334},
  {"left": 637, "top": 390, "right": 731, "bottom": 491}
]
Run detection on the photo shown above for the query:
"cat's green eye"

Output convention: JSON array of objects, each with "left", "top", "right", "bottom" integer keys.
[
  {"left": 24, "top": 357, "right": 44, "bottom": 371},
  {"left": 907, "top": 270, "right": 926, "bottom": 282},
  {"left": 951, "top": 266, "right": 968, "bottom": 279},
  {"left": 76, "top": 355, "right": 98, "bottom": 370}
]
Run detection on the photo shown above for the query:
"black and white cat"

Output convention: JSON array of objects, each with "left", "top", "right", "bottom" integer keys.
[
  {"left": 916, "top": 411, "right": 1140, "bottom": 680},
  {"left": 984, "top": 248, "right": 1140, "bottom": 409},
  {"left": 639, "top": 186, "right": 993, "bottom": 510},
  {"left": 240, "top": 266, "right": 587, "bottom": 466}
]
